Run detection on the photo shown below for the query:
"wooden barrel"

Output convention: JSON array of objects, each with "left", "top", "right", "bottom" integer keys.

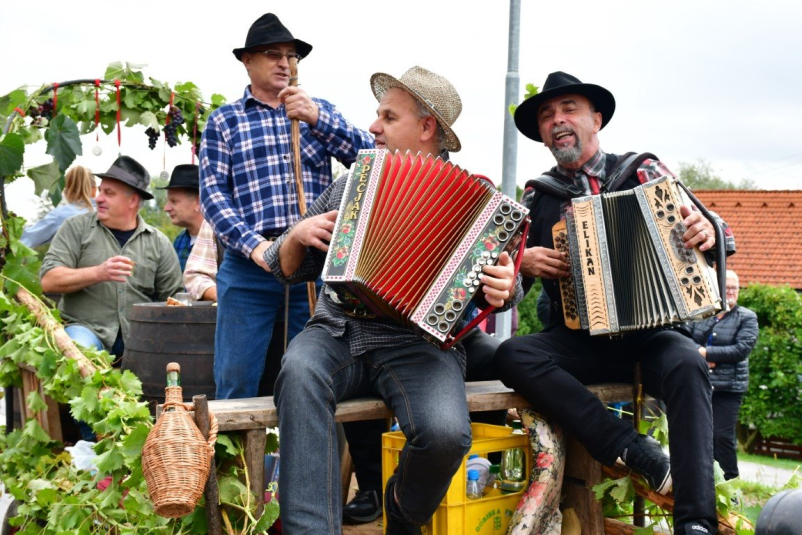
[
  {"left": 122, "top": 302, "right": 218, "bottom": 411},
  {"left": 122, "top": 302, "right": 287, "bottom": 412}
]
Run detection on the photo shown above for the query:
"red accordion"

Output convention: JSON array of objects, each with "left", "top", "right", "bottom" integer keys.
[{"left": 322, "top": 149, "right": 529, "bottom": 348}]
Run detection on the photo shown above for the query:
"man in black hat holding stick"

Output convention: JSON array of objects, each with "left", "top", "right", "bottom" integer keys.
[
  {"left": 159, "top": 164, "right": 203, "bottom": 272},
  {"left": 41, "top": 155, "right": 183, "bottom": 358},
  {"left": 200, "top": 13, "right": 373, "bottom": 400},
  {"left": 494, "top": 72, "right": 736, "bottom": 534}
]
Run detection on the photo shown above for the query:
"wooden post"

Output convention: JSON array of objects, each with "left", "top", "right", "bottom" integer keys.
[
  {"left": 193, "top": 395, "right": 222, "bottom": 535},
  {"left": 242, "top": 429, "right": 266, "bottom": 519}
]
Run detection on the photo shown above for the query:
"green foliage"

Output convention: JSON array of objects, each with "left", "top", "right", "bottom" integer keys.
[
  {"left": 508, "top": 83, "right": 539, "bottom": 116},
  {"left": 737, "top": 284, "right": 802, "bottom": 445},
  {"left": 0, "top": 211, "right": 275, "bottom": 531},
  {"left": 140, "top": 176, "right": 180, "bottom": 241},
  {"left": 679, "top": 159, "right": 757, "bottom": 190},
  {"left": 516, "top": 278, "right": 544, "bottom": 336},
  {"left": 0, "top": 61, "right": 224, "bottom": 205}
]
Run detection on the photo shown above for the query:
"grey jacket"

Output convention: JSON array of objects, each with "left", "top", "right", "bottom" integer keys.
[{"left": 688, "top": 305, "right": 759, "bottom": 393}]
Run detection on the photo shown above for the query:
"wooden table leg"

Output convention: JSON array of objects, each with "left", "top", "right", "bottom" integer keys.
[
  {"left": 242, "top": 429, "right": 266, "bottom": 519},
  {"left": 194, "top": 395, "right": 222, "bottom": 535}
]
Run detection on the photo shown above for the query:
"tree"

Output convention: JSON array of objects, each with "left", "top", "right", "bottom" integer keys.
[{"left": 678, "top": 159, "right": 757, "bottom": 190}]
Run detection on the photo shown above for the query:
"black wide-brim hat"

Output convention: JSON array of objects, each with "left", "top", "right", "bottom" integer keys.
[
  {"left": 94, "top": 155, "right": 153, "bottom": 200},
  {"left": 514, "top": 71, "right": 616, "bottom": 143},
  {"left": 232, "top": 13, "right": 313, "bottom": 61},
  {"left": 158, "top": 164, "right": 199, "bottom": 191}
]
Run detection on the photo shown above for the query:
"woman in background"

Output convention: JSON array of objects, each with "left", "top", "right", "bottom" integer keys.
[{"left": 21, "top": 165, "right": 96, "bottom": 248}]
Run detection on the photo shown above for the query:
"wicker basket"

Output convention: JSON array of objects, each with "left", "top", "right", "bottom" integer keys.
[{"left": 141, "top": 369, "right": 218, "bottom": 518}]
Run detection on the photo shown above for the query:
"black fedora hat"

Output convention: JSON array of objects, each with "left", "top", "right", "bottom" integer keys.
[
  {"left": 514, "top": 71, "right": 616, "bottom": 143},
  {"left": 232, "top": 13, "right": 313, "bottom": 61},
  {"left": 94, "top": 155, "right": 153, "bottom": 200},
  {"left": 158, "top": 164, "right": 199, "bottom": 191}
]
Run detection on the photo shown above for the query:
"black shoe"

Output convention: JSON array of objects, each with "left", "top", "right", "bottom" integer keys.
[
  {"left": 342, "top": 489, "right": 382, "bottom": 524},
  {"left": 621, "top": 434, "right": 672, "bottom": 495},
  {"left": 384, "top": 476, "right": 421, "bottom": 535},
  {"left": 679, "top": 521, "right": 712, "bottom": 534}
]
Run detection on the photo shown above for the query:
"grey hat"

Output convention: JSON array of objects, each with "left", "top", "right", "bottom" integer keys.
[
  {"left": 94, "top": 155, "right": 153, "bottom": 200},
  {"left": 370, "top": 66, "right": 463, "bottom": 152}
]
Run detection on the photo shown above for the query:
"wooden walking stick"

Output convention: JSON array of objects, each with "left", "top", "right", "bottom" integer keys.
[{"left": 288, "top": 56, "right": 318, "bottom": 319}]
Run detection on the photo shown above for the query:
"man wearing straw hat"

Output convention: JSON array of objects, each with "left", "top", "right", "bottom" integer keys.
[
  {"left": 200, "top": 13, "right": 373, "bottom": 400},
  {"left": 266, "top": 66, "right": 522, "bottom": 535}
]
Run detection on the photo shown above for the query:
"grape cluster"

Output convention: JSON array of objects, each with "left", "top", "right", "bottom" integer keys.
[
  {"left": 145, "top": 127, "right": 160, "bottom": 150},
  {"left": 26, "top": 98, "right": 55, "bottom": 125},
  {"left": 163, "top": 106, "right": 186, "bottom": 147}
]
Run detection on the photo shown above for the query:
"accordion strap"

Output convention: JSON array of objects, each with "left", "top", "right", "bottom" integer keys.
[{"left": 443, "top": 217, "right": 531, "bottom": 350}]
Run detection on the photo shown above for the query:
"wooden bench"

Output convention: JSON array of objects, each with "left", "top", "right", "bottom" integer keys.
[{"left": 171, "top": 380, "right": 635, "bottom": 535}]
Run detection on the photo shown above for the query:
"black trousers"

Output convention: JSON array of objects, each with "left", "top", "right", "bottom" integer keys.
[
  {"left": 494, "top": 325, "right": 717, "bottom": 533},
  {"left": 343, "top": 328, "right": 506, "bottom": 496},
  {"left": 712, "top": 390, "right": 744, "bottom": 480}
]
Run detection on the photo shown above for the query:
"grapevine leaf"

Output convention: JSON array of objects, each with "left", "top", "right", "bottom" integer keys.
[
  {"left": 119, "top": 369, "right": 144, "bottom": 397},
  {"left": 74, "top": 98, "right": 96, "bottom": 117},
  {"left": 253, "top": 501, "right": 280, "bottom": 532},
  {"left": 22, "top": 419, "right": 52, "bottom": 443},
  {"left": 26, "top": 391, "right": 48, "bottom": 413},
  {"left": 0, "top": 132, "right": 24, "bottom": 176},
  {"left": 95, "top": 446, "right": 125, "bottom": 472},
  {"left": 121, "top": 422, "right": 150, "bottom": 459},
  {"left": 104, "top": 62, "right": 125, "bottom": 81},
  {"left": 215, "top": 433, "right": 240, "bottom": 458},
  {"left": 211, "top": 93, "right": 227, "bottom": 106},
  {"left": 34, "top": 487, "right": 58, "bottom": 506},
  {"left": 0, "top": 88, "right": 29, "bottom": 117},
  {"left": 26, "top": 160, "right": 61, "bottom": 196},
  {"left": 218, "top": 474, "right": 249, "bottom": 504},
  {"left": 265, "top": 432, "right": 279, "bottom": 454},
  {"left": 44, "top": 114, "right": 82, "bottom": 171},
  {"left": 140, "top": 111, "right": 160, "bottom": 129}
]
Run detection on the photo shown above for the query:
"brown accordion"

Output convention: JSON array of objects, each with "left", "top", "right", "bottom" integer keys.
[
  {"left": 553, "top": 175, "right": 722, "bottom": 336},
  {"left": 322, "top": 149, "right": 529, "bottom": 347}
]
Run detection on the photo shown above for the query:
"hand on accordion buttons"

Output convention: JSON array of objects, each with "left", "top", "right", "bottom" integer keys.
[
  {"left": 520, "top": 246, "right": 570, "bottom": 280},
  {"left": 480, "top": 251, "right": 515, "bottom": 308},
  {"left": 680, "top": 206, "right": 715, "bottom": 252}
]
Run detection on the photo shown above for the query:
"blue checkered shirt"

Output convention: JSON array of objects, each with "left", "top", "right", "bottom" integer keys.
[
  {"left": 200, "top": 86, "right": 374, "bottom": 258},
  {"left": 172, "top": 229, "right": 192, "bottom": 273}
]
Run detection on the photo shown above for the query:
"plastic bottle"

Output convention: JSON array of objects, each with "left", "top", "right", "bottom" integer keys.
[
  {"left": 501, "top": 420, "right": 526, "bottom": 493},
  {"left": 466, "top": 469, "right": 482, "bottom": 500},
  {"left": 483, "top": 464, "right": 503, "bottom": 497},
  {"left": 466, "top": 454, "right": 491, "bottom": 494}
]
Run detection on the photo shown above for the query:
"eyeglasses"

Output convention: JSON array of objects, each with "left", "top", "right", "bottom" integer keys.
[
  {"left": 257, "top": 50, "right": 302, "bottom": 63},
  {"left": 726, "top": 286, "right": 739, "bottom": 291}
]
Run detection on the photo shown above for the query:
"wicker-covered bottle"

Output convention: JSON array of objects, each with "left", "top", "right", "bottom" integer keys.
[{"left": 141, "top": 362, "right": 217, "bottom": 518}]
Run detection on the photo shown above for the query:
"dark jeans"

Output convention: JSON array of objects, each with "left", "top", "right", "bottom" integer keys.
[
  {"left": 712, "top": 390, "right": 744, "bottom": 480},
  {"left": 343, "top": 328, "right": 506, "bottom": 497},
  {"left": 494, "top": 325, "right": 717, "bottom": 533}
]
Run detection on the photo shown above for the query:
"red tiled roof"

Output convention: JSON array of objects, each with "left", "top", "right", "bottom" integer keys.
[{"left": 693, "top": 190, "right": 802, "bottom": 289}]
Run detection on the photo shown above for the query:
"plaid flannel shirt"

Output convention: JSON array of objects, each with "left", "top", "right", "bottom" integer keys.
[{"left": 200, "top": 86, "right": 374, "bottom": 258}]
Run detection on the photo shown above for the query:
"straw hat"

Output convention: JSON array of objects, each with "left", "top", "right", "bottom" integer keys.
[{"left": 370, "top": 66, "right": 462, "bottom": 152}]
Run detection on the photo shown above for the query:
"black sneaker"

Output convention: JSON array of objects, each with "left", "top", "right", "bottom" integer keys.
[
  {"left": 384, "top": 475, "right": 421, "bottom": 535},
  {"left": 343, "top": 489, "right": 382, "bottom": 524},
  {"left": 621, "top": 434, "right": 672, "bottom": 495}
]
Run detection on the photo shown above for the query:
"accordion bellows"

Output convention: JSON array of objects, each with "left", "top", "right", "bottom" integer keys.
[
  {"left": 322, "top": 149, "right": 529, "bottom": 346},
  {"left": 554, "top": 175, "right": 722, "bottom": 335}
]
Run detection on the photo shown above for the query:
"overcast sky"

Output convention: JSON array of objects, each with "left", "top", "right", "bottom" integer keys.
[{"left": 3, "top": 0, "right": 802, "bottom": 219}]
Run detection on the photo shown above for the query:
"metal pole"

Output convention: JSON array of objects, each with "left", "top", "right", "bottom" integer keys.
[{"left": 495, "top": 0, "right": 521, "bottom": 341}]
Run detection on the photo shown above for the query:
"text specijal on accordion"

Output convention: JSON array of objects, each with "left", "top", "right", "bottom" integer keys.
[
  {"left": 553, "top": 175, "right": 722, "bottom": 336},
  {"left": 321, "top": 148, "right": 530, "bottom": 347}
]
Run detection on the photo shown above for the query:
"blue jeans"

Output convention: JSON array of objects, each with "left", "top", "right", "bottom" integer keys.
[
  {"left": 275, "top": 326, "right": 471, "bottom": 533},
  {"left": 214, "top": 252, "right": 319, "bottom": 399}
]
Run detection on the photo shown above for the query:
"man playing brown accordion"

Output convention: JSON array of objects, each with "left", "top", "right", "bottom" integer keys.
[
  {"left": 494, "top": 71, "right": 736, "bottom": 535},
  {"left": 266, "top": 66, "right": 523, "bottom": 535}
]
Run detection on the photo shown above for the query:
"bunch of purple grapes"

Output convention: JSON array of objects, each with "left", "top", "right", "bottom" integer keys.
[
  {"left": 27, "top": 98, "right": 55, "bottom": 125},
  {"left": 145, "top": 127, "right": 160, "bottom": 150},
  {"left": 163, "top": 106, "right": 185, "bottom": 147}
]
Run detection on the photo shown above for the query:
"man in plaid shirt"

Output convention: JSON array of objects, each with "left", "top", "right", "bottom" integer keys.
[{"left": 199, "top": 13, "right": 373, "bottom": 399}]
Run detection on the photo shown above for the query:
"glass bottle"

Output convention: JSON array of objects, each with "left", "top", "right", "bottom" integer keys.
[
  {"left": 466, "top": 469, "right": 482, "bottom": 500},
  {"left": 164, "top": 362, "right": 181, "bottom": 412},
  {"left": 501, "top": 420, "right": 526, "bottom": 493}
]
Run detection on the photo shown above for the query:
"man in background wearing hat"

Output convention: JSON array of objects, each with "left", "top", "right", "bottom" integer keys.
[
  {"left": 266, "top": 66, "right": 522, "bottom": 534},
  {"left": 494, "top": 72, "right": 736, "bottom": 534},
  {"left": 200, "top": 13, "right": 373, "bottom": 400},
  {"left": 40, "top": 155, "right": 183, "bottom": 358},
  {"left": 160, "top": 164, "right": 203, "bottom": 272}
]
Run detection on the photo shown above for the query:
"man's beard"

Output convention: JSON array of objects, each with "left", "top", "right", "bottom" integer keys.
[
  {"left": 548, "top": 125, "right": 583, "bottom": 165},
  {"left": 550, "top": 138, "right": 582, "bottom": 166}
]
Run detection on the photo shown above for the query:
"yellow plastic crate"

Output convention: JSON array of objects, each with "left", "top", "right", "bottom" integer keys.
[{"left": 382, "top": 422, "right": 531, "bottom": 535}]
